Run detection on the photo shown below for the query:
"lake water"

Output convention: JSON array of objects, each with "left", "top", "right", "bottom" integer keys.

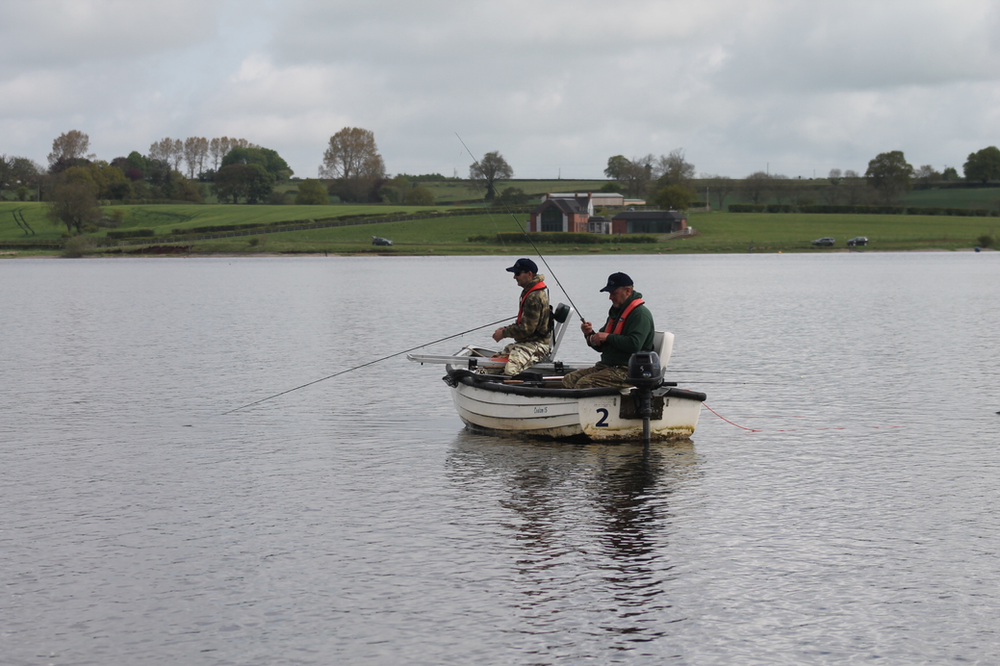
[{"left": 2, "top": 252, "right": 999, "bottom": 665}]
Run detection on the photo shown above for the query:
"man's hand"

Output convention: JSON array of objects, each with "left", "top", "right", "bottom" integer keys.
[
  {"left": 581, "top": 320, "right": 606, "bottom": 347},
  {"left": 492, "top": 327, "right": 505, "bottom": 342}
]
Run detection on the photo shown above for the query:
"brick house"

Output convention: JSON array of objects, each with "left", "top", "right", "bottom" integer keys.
[{"left": 527, "top": 194, "right": 595, "bottom": 233}]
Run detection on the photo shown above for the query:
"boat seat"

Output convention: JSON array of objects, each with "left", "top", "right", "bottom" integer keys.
[
  {"left": 541, "top": 302, "right": 574, "bottom": 362},
  {"left": 653, "top": 331, "right": 674, "bottom": 375}
]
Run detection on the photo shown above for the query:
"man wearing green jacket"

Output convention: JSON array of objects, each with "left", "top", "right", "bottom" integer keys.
[{"left": 562, "top": 272, "right": 655, "bottom": 389}]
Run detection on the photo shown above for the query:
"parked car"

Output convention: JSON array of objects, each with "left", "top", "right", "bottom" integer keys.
[
  {"left": 811, "top": 237, "right": 835, "bottom": 247},
  {"left": 372, "top": 236, "right": 393, "bottom": 246},
  {"left": 847, "top": 236, "right": 868, "bottom": 247}
]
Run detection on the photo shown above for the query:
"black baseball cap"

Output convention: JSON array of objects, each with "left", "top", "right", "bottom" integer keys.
[
  {"left": 600, "top": 272, "right": 633, "bottom": 292},
  {"left": 506, "top": 258, "right": 538, "bottom": 274}
]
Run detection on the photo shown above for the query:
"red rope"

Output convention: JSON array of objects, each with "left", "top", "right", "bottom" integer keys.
[{"left": 702, "top": 403, "right": 761, "bottom": 432}]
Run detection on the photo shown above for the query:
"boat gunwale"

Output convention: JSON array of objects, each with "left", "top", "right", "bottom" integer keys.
[{"left": 446, "top": 368, "right": 707, "bottom": 403}]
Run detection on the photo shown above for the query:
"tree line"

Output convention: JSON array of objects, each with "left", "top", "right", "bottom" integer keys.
[
  {"left": 601, "top": 146, "right": 1000, "bottom": 211},
  {"left": 3, "top": 125, "right": 523, "bottom": 212},
  {"left": 2, "top": 127, "right": 452, "bottom": 234},
  {"left": 6, "top": 126, "right": 1000, "bottom": 235}
]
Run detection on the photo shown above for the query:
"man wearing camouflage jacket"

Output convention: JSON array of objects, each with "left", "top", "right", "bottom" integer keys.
[{"left": 491, "top": 258, "right": 552, "bottom": 376}]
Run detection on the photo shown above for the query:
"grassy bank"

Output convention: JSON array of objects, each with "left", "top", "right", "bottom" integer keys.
[
  {"left": 677, "top": 210, "right": 998, "bottom": 252},
  {"left": 2, "top": 201, "right": 997, "bottom": 257}
]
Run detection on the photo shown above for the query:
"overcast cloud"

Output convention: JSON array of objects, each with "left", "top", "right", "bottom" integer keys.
[{"left": 2, "top": 0, "right": 999, "bottom": 180}]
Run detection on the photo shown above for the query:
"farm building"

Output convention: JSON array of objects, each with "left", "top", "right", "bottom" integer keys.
[
  {"left": 610, "top": 210, "right": 688, "bottom": 234},
  {"left": 539, "top": 192, "right": 645, "bottom": 207},
  {"left": 527, "top": 194, "right": 594, "bottom": 233},
  {"left": 527, "top": 192, "right": 642, "bottom": 233}
]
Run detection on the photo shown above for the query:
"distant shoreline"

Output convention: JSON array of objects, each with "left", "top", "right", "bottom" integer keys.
[{"left": 4, "top": 246, "right": 996, "bottom": 260}]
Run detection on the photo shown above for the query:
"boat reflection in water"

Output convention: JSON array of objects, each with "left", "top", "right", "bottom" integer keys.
[{"left": 446, "top": 432, "right": 698, "bottom": 644}]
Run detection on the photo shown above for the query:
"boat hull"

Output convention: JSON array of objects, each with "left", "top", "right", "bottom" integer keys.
[{"left": 447, "top": 370, "right": 704, "bottom": 442}]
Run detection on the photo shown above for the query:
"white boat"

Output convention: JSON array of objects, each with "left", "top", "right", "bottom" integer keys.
[{"left": 408, "top": 304, "right": 705, "bottom": 442}]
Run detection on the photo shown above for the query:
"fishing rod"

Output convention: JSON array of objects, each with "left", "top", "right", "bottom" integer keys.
[
  {"left": 457, "top": 133, "right": 587, "bottom": 323},
  {"left": 222, "top": 315, "right": 513, "bottom": 415},
  {"left": 667, "top": 369, "right": 796, "bottom": 376},
  {"left": 675, "top": 380, "right": 787, "bottom": 386}
]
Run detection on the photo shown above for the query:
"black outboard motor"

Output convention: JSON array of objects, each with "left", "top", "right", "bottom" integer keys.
[{"left": 627, "top": 351, "right": 663, "bottom": 446}]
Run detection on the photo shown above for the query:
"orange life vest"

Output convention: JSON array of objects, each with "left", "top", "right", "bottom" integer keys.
[
  {"left": 603, "top": 298, "right": 645, "bottom": 335},
  {"left": 516, "top": 281, "right": 547, "bottom": 324}
]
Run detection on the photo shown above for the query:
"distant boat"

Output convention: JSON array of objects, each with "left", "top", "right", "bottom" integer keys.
[{"left": 409, "top": 304, "right": 705, "bottom": 442}]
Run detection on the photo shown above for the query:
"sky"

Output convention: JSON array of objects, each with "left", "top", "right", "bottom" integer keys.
[{"left": 2, "top": 0, "right": 999, "bottom": 181}]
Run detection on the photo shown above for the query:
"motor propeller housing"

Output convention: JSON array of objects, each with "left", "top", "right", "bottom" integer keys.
[{"left": 627, "top": 351, "right": 662, "bottom": 390}]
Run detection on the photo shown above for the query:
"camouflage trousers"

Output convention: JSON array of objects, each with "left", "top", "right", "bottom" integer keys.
[
  {"left": 488, "top": 340, "right": 551, "bottom": 376},
  {"left": 561, "top": 363, "right": 631, "bottom": 389}
]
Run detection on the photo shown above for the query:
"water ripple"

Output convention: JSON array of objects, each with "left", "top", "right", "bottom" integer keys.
[{"left": 3, "top": 254, "right": 1000, "bottom": 664}]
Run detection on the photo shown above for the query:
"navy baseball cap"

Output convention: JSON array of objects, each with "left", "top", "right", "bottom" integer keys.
[
  {"left": 600, "top": 272, "right": 633, "bottom": 292},
  {"left": 506, "top": 258, "right": 538, "bottom": 274}
]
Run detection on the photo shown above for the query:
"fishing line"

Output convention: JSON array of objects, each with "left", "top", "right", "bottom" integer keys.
[
  {"left": 221, "top": 316, "right": 513, "bottom": 415},
  {"left": 702, "top": 403, "right": 761, "bottom": 432},
  {"left": 456, "top": 133, "right": 587, "bottom": 322}
]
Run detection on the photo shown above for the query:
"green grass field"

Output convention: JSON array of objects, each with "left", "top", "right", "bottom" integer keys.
[
  {"left": 0, "top": 202, "right": 458, "bottom": 241},
  {"left": 3, "top": 196, "right": 997, "bottom": 257},
  {"left": 902, "top": 186, "right": 1000, "bottom": 209},
  {"left": 183, "top": 209, "right": 1000, "bottom": 255},
  {"left": 679, "top": 210, "right": 998, "bottom": 252}
]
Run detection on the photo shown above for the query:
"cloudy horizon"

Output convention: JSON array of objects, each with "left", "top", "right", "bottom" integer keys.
[{"left": 2, "top": 0, "right": 998, "bottom": 182}]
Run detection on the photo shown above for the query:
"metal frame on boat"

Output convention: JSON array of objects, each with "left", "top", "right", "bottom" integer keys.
[{"left": 408, "top": 304, "right": 705, "bottom": 442}]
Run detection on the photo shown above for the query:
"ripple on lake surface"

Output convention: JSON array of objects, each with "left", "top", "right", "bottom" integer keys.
[{"left": 2, "top": 253, "right": 999, "bottom": 665}]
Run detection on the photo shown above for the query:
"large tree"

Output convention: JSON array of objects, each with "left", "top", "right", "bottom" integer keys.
[
  {"left": 2, "top": 156, "right": 40, "bottom": 201},
  {"left": 213, "top": 163, "right": 273, "bottom": 204},
  {"left": 604, "top": 155, "right": 630, "bottom": 180},
  {"left": 865, "top": 150, "right": 913, "bottom": 204},
  {"left": 652, "top": 184, "right": 694, "bottom": 211},
  {"left": 405, "top": 186, "right": 435, "bottom": 206},
  {"left": 963, "top": 146, "right": 1000, "bottom": 184},
  {"left": 123, "top": 151, "right": 146, "bottom": 180},
  {"left": 468, "top": 150, "right": 513, "bottom": 200},
  {"left": 46, "top": 174, "right": 102, "bottom": 233},
  {"left": 915, "top": 164, "right": 941, "bottom": 185},
  {"left": 148, "top": 138, "right": 183, "bottom": 171},
  {"left": 222, "top": 146, "right": 292, "bottom": 182},
  {"left": 209, "top": 137, "right": 231, "bottom": 169},
  {"left": 616, "top": 155, "right": 655, "bottom": 199},
  {"left": 47, "top": 130, "right": 94, "bottom": 170},
  {"left": 183, "top": 137, "right": 209, "bottom": 179},
  {"left": 654, "top": 149, "right": 696, "bottom": 187},
  {"left": 320, "top": 127, "right": 386, "bottom": 202},
  {"left": 295, "top": 178, "right": 329, "bottom": 205},
  {"left": 11, "top": 156, "right": 42, "bottom": 185}
]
